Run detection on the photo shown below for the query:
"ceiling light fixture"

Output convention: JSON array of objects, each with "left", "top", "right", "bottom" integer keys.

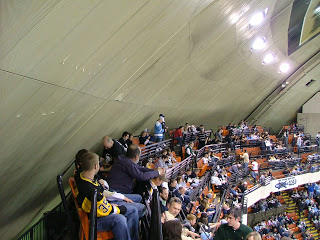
[
  {"left": 249, "top": 12, "right": 264, "bottom": 26},
  {"left": 251, "top": 37, "right": 266, "bottom": 50},
  {"left": 249, "top": 8, "right": 268, "bottom": 26},
  {"left": 279, "top": 63, "right": 290, "bottom": 73},
  {"left": 262, "top": 53, "right": 275, "bottom": 64}
]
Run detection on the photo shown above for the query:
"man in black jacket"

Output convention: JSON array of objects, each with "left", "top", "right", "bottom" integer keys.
[{"left": 102, "top": 136, "right": 126, "bottom": 165}]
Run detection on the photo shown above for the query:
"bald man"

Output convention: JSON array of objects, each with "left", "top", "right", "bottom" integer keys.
[{"left": 102, "top": 136, "right": 126, "bottom": 165}]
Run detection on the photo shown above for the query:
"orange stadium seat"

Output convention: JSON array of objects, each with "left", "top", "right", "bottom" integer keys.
[{"left": 69, "top": 177, "right": 114, "bottom": 240}]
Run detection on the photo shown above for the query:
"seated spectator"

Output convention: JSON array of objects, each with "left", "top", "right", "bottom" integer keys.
[
  {"left": 102, "top": 136, "right": 126, "bottom": 165},
  {"left": 139, "top": 130, "right": 153, "bottom": 145},
  {"left": 75, "top": 149, "right": 89, "bottom": 172},
  {"left": 246, "top": 231, "right": 262, "bottom": 240},
  {"left": 75, "top": 152, "right": 138, "bottom": 240},
  {"left": 208, "top": 151, "right": 220, "bottom": 163},
  {"left": 167, "top": 148, "right": 178, "bottom": 165},
  {"left": 176, "top": 175, "right": 187, "bottom": 189},
  {"left": 196, "top": 213, "right": 216, "bottom": 240},
  {"left": 118, "top": 131, "right": 130, "bottom": 151},
  {"left": 155, "top": 154, "right": 169, "bottom": 169},
  {"left": 145, "top": 128, "right": 155, "bottom": 142},
  {"left": 211, "top": 171, "right": 226, "bottom": 191},
  {"left": 283, "top": 167, "right": 290, "bottom": 175},
  {"left": 162, "top": 220, "right": 182, "bottom": 240},
  {"left": 182, "top": 214, "right": 197, "bottom": 233},
  {"left": 238, "top": 181, "right": 248, "bottom": 193},
  {"left": 229, "top": 163, "right": 241, "bottom": 175},
  {"left": 159, "top": 186, "right": 169, "bottom": 211},
  {"left": 188, "top": 169, "right": 200, "bottom": 187},
  {"left": 127, "top": 133, "right": 133, "bottom": 147},
  {"left": 164, "top": 197, "right": 200, "bottom": 239},
  {"left": 202, "top": 152, "right": 214, "bottom": 166},
  {"left": 169, "top": 178, "right": 178, "bottom": 193},
  {"left": 173, "top": 187, "right": 190, "bottom": 215},
  {"left": 107, "top": 144, "right": 165, "bottom": 194}
]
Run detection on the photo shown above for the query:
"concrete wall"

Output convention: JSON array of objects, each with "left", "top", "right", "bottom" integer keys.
[
  {"left": 297, "top": 113, "right": 320, "bottom": 137},
  {"left": 302, "top": 92, "right": 320, "bottom": 113}
]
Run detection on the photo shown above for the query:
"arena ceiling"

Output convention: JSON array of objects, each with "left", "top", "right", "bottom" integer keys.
[{"left": 0, "top": 0, "right": 320, "bottom": 238}]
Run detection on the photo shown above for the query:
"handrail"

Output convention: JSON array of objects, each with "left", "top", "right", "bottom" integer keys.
[
  {"left": 244, "top": 167, "right": 320, "bottom": 207},
  {"left": 139, "top": 139, "right": 171, "bottom": 163},
  {"left": 56, "top": 159, "right": 76, "bottom": 238},
  {"left": 212, "top": 182, "right": 229, "bottom": 223},
  {"left": 166, "top": 156, "right": 193, "bottom": 180},
  {"left": 89, "top": 189, "right": 98, "bottom": 240}
]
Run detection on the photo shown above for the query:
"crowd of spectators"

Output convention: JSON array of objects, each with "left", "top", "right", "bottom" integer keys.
[{"left": 69, "top": 114, "right": 319, "bottom": 240}]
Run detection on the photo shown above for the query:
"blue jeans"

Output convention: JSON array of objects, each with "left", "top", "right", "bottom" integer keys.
[
  {"left": 155, "top": 136, "right": 163, "bottom": 142},
  {"left": 109, "top": 193, "right": 147, "bottom": 219},
  {"left": 174, "top": 136, "right": 183, "bottom": 145},
  {"left": 97, "top": 214, "right": 131, "bottom": 240},
  {"left": 201, "top": 232, "right": 213, "bottom": 240},
  {"left": 243, "top": 162, "right": 248, "bottom": 174}
]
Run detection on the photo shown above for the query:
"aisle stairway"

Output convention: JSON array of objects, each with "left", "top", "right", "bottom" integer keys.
[{"left": 281, "top": 192, "right": 319, "bottom": 239}]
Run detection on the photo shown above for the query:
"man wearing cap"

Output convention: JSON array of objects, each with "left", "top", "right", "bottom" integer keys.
[
  {"left": 159, "top": 114, "right": 168, "bottom": 139},
  {"left": 154, "top": 116, "right": 165, "bottom": 142}
]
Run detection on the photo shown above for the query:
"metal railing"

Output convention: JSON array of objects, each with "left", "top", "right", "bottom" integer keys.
[
  {"left": 139, "top": 139, "right": 171, "bottom": 164},
  {"left": 166, "top": 156, "right": 193, "bottom": 180},
  {"left": 89, "top": 189, "right": 98, "bottom": 240},
  {"left": 17, "top": 200, "right": 68, "bottom": 240},
  {"left": 56, "top": 159, "right": 77, "bottom": 238}
]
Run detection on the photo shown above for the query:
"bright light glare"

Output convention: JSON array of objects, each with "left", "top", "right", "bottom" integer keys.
[
  {"left": 252, "top": 37, "right": 266, "bottom": 50},
  {"left": 315, "top": 6, "right": 320, "bottom": 14},
  {"left": 262, "top": 53, "right": 275, "bottom": 64},
  {"left": 279, "top": 63, "right": 290, "bottom": 73},
  {"left": 249, "top": 12, "right": 264, "bottom": 26}
]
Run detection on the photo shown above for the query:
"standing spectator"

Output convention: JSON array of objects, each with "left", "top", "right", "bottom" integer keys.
[
  {"left": 185, "top": 142, "right": 196, "bottom": 159},
  {"left": 251, "top": 159, "right": 259, "bottom": 184},
  {"left": 155, "top": 116, "right": 165, "bottom": 142},
  {"left": 197, "top": 127, "right": 209, "bottom": 149},
  {"left": 159, "top": 114, "right": 168, "bottom": 139},
  {"left": 240, "top": 150, "right": 250, "bottom": 175},
  {"left": 174, "top": 126, "right": 184, "bottom": 145},
  {"left": 216, "top": 127, "right": 223, "bottom": 143}
]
